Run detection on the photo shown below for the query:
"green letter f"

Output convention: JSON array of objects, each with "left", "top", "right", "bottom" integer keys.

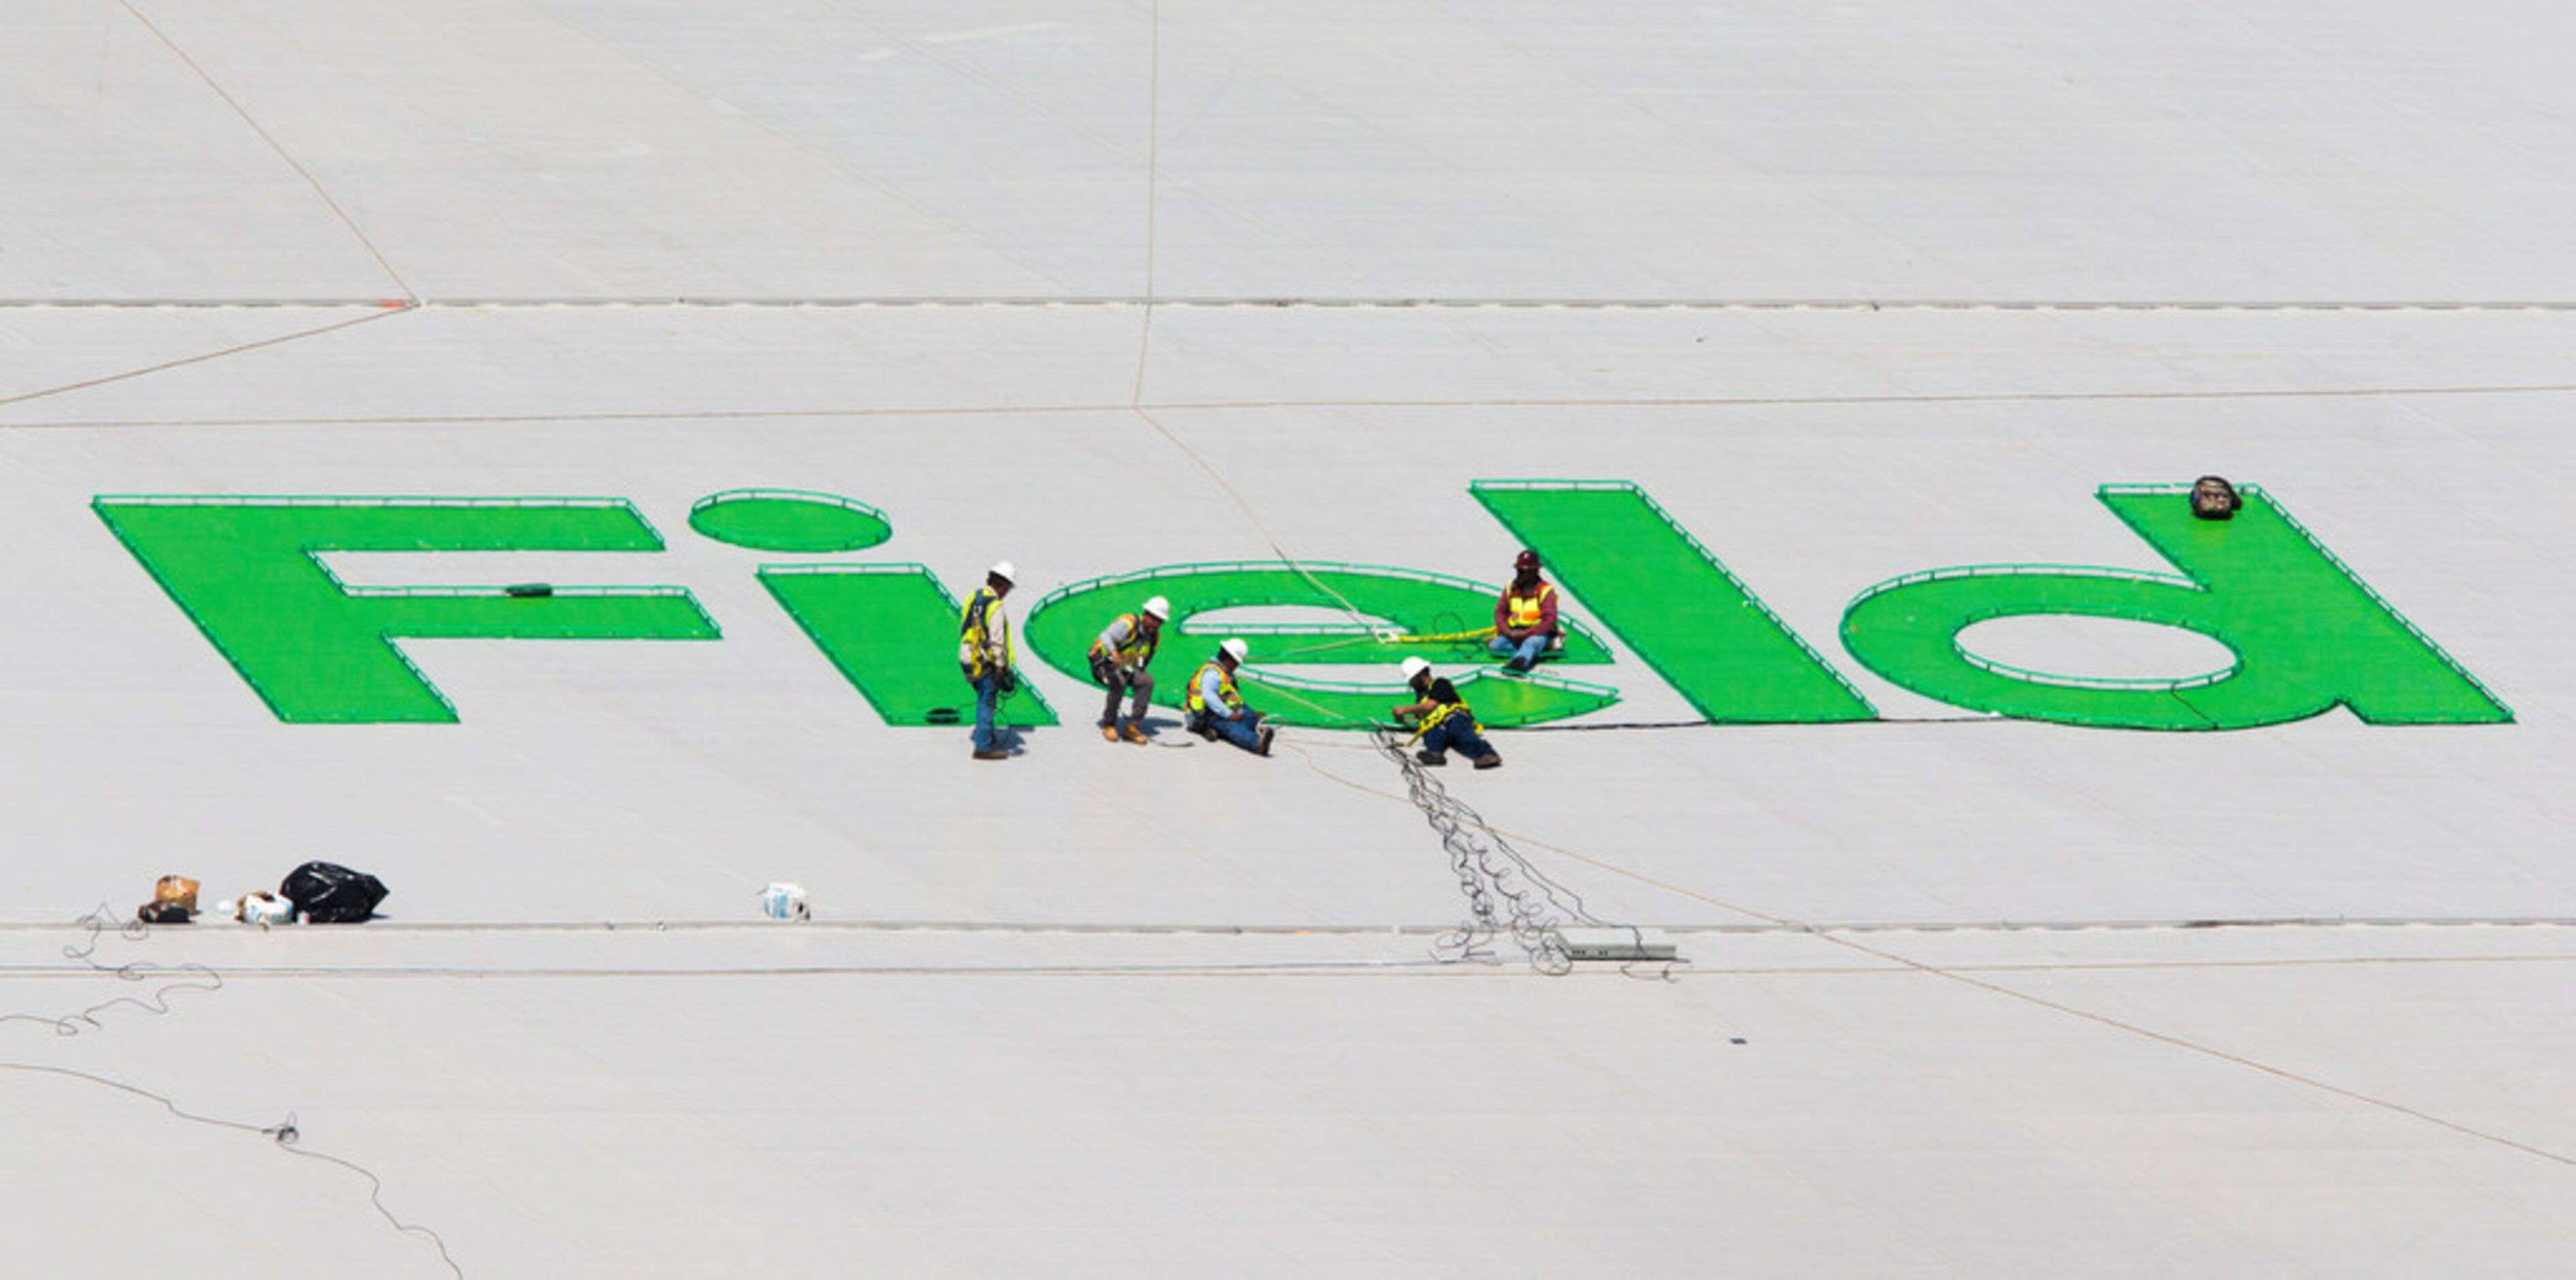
[{"left": 95, "top": 498, "right": 719, "bottom": 722}]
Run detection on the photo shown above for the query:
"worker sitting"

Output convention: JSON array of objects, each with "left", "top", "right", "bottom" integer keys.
[
  {"left": 1391, "top": 656, "right": 1501, "bottom": 769},
  {"left": 1186, "top": 638, "right": 1274, "bottom": 757},
  {"left": 1488, "top": 549, "right": 1560, "bottom": 673},
  {"left": 1090, "top": 595, "right": 1169, "bottom": 744}
]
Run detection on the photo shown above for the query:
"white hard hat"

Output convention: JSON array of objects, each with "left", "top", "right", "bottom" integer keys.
[
  {"left": 1401, "top": 656, "right": 1431, "bottom": 682},
  {"left": 988, "top": 561, "right": 1015, "bottom": 583},
  {"left": 1143, "top": 596, "right": 1171, "bottom": 621},
  {"left": 1219, "top": 638, "right": 1249, "bottom": 664}
]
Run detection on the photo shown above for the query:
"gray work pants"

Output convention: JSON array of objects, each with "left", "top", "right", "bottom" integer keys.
[{"left": 1093, "top": 657, "right": 1154, "bottom": 727}]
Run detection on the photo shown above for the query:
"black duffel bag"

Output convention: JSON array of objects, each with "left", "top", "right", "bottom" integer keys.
[{"left": 280, "top": 861, "right": 389, "bottom": 924}]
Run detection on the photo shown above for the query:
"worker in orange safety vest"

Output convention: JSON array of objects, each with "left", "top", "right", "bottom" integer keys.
[{"left": 1488, "top": 549, "right": 1559, "bottom": 672}]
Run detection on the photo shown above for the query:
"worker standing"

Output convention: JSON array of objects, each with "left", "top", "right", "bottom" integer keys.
[
  {"left": 1489, "top": 549, "right": 1559, "bottom": 672},
  {"left": 1186, "top": 638, "right": 1274, "bottom": 757},
  {"left": 1391, "top": 656, "right": 1502, "bottom": 769},
  {"left": 1090, "top": 595, "right": 1170, "bottom": 744},
  {"left": 958, "top": 561, "right": 1019, "bottom": 760}
]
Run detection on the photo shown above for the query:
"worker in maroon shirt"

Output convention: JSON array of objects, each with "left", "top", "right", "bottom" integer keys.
[{"left": 1488, "top": 549, "right": 1558, "bottom": 672}]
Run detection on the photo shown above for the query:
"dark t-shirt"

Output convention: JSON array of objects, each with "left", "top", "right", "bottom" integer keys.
[{"left": 1421, "top": 677, "right": 1464, "bottom": 708}]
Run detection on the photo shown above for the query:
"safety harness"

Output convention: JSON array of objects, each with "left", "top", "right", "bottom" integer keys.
[
  {"left": 1406, "top": 681, "right": 1478, "bottom": 745},
  {"left": 1089, "top": 613, "right": 1159, "bottom": 671},
  {"left": 959, "top": 588, "right": 1012, "bottom": 680}
]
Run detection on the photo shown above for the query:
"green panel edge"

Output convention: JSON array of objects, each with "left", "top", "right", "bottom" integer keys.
[
  {"left": 760, "top": 562, "right": 1059, "bottom": 727},
  {"left": 2108, "top": 484, "right": 2513, "bottom": 720},
  {"left": 1229, "top": 665, "right": 1621, "bottom": 731},
  {"left": 1469, "top": 479, "right": 1878, "bottom": 723},
  {"left": 1020, "top": 560, "right": 1619, "bottom": 729},
  {"left": 1836, "top": 483, "right": 2514, "bottom": 729},
  {"left": 91, "top": 495, "right": 722, "bottom": 723},
  {"left": 689, "top": 489, "right": 895, "bottom": 553},
  {"left": 1028, "top": 560, "right": 1611, "bottom": 665}
]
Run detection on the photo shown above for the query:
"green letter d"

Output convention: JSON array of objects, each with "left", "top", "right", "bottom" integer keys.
[{"left": 1838, "top": 485, "right": 2511, "bottom": 729}]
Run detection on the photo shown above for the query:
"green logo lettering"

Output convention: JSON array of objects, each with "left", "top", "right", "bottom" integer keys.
[
  {"left": 760, "top": 564, "right": 1060, "bottom": 727},
  {"left": 688, "top": 489, "right": 895, "bottom": 553},
  {"left": 1836, "top": 484, "right": 2512, "bottom": 729},
  {"left": 93, "top": 483, "right": 2510, "bottom": 734},
  {"left": 1471, "top": 481, "right": 1876, "bottom": 722},
  {"left": 687, "top": 489, "right": 1058, "bottom": 727},
  {"left": 93, "top": 497, "right": 720, "bottom": 722},
  {"left": 1023, "top": 562, "right": 1620, "bottom": 729}
]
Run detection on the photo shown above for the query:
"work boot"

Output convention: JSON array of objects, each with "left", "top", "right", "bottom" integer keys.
[
  {"left": 1120, "top": 722, "right": 1150, "bottom": 744},
  {"left": 1255, "top": 725, "right": 1276, "bottom": 757},
  {"left": 1415, "top": 749, "right": 1448, "bottom": 766},
  {"left": 972, "top": 749, "right": 1008, "bottom": 761},
  {"left": 1100, "top": 723, "right": 1120, "bottom": 743},
  {"left": 1473, "top": 753, "right": 1503, "bottom": 770},
  {"left": 1504, "top": 656, "right": 1532, "bottom": 673}
]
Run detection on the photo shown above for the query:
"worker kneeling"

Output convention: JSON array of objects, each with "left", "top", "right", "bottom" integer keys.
[
  {"left": 1187, "top": 638, "right": 1274, "bottom": 757},
  {"left": 1090, "top": 595, "right": 1169, "bottom": 744},
  {"left": 1392, "top": 656, "right": 1502, "bottom": 769}
]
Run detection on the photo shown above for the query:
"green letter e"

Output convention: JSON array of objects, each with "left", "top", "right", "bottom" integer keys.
[{"left": 1837, "top": 484, "right": 2510, "bottom": 729}]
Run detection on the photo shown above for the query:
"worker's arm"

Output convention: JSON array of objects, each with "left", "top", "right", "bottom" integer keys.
[
  {"left": 1536, "top": 586, "right": 1559, "bottom": 636},
  {"left": 1494, "top": 592, "right": 1515, "bottom": 638},
  {"left": 1096, "top": 616, "right": 1133, "bottom": 656},
  {"left": 1390, "top": 696, "right": 1437, "bottom": 720}
]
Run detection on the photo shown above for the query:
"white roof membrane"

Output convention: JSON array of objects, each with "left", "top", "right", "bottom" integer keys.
[{"left": 3, "top": 1, "right": 2573, "bottom": 1275}]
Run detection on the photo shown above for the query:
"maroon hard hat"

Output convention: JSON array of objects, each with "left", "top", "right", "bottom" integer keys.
[{"left": 1514, "top": 549, "right": 1541, "bottom": 573}]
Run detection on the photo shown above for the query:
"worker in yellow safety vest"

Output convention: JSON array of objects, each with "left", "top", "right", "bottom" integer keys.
[
  {"left": 958, "top": 561, "right": 1018, "bottom": 759},
  {"left": 1089, "top": 595, "right": 1170, "bottom": 744},
  {"left": 1489, "top": 549, "right": 1559, "bottom": 673},
  {"left": 1390, "top": 656, "right": 1501, "bottom": 769},
  {"left": 1186, "top": 638, "right": 1273, "bottom": 757}
]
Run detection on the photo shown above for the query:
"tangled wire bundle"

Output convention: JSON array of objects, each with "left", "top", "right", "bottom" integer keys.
[{"left": 1368, "top": 729, "right": 1606, "bottom": 975}]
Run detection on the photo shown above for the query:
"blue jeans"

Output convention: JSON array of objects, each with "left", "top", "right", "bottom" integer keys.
[
  {"left": 1422, "top": 716, "right": 1493, "bottom": 759},
  {"left": 1205, "top": 708, "right": 1265, "bottom": 752},
  {"left": 1489, "top": 633, "right": 1548, "bottom": 667},
  {"left": 972, "top": 673, "right": 1005, "bottom": 753}
]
